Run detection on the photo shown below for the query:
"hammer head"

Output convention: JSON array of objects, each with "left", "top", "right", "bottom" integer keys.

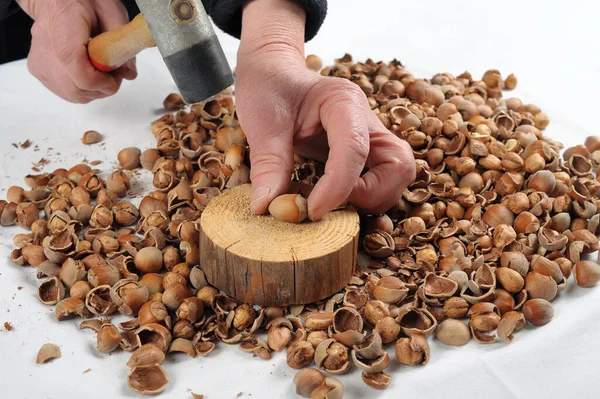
[{"left": 136, "top": 0, "right": 234, "bottom": 103}]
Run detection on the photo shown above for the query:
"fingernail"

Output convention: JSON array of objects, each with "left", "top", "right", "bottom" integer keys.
[
  {"left": 126, "top": 58, "right": 137, "bottom": 74},
  {"left": 308, "top": 204, "right": 323, "bottom": 222},
  {"left": 250, "top": 186, "right": 271, "bottom": 214}
]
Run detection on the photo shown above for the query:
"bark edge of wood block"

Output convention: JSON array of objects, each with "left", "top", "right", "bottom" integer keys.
[{"left": 199, "top": 184, "right": 360, "bottom": 306}]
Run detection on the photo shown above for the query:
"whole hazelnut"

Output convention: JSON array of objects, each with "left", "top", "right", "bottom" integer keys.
[
  {"left": 443, "top": 297, "right": 469, "bottom": 319},
  {"left": 374, "top": 317, "right": 400, "bottom": 344},
  {"left": 573, "top": 261, "right": 600, "bottom": 288},
  {"left": 134, "top": 247, "right": 164, "bottom": 273},
  {"left": 522, "top": 299, "right": 554, "bottom": 326},
  {"left": 118, "top": 147, "right": 141, "bottom": 170}
]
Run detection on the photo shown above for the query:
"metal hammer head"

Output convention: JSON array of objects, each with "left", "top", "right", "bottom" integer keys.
[{"left": 136, "top": 0, "right": 234, "bottom": 103}]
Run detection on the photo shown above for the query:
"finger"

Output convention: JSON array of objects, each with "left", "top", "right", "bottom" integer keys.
[
  {"left": 307, "top": 80, "right": 370, "bottom": 221},
  {"left": 92, "top": 0, "right": 129, "bottom": 31},
  {"left": 348, "top": 112, "right": 416, "bottom": 213},
  {"left": 47, "top": 63, "right": 112, "bottom": 103},
  {"left": 293, "top": 130, "right": 329, "bottom": 162},
  {"left": 247, "top": 132, "right": 295, "bottom": 214},
  {"left": 67, "top": 46, "right": 120, "bottom": 95},
  {"left": 114, "top": 58, "right": 138, "bottom": 81},
  {"left": 93, "top": 0, "right": 136, "bottom": 84},
  {"left": 48, "top": 5, "right": 119, "bottom": 95}
]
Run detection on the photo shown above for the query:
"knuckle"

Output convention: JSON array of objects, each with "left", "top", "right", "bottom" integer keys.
[
  {"left": 250, "top": 151, "right": 291, "bottom": 177},
  {"left": 345, "top": 130, "right": 370, "bottom": 160},
  {"left": 330, "top": 78, "right": 368, "bottom": 102}
]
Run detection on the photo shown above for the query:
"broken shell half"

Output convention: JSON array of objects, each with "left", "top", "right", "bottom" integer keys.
[
  {"left": 36, "top": 343, "right": 61, "bottom": 364},
  {"left": 362, "top": 371, "right": 391, "bottom": 390},
  {"left": 55, "top": 297, "right": 90, "bottom": 321},
  {"left": 37, "top": 277, "right": 65, "bottom": 305},
  {"left": 314, "top": 339, "right": 352, "bottom": 375},
  {"left": 497, "top": 311, "right": 526, "bottom": 343},
  {"left": 351, "top": 350, "right": 391, "bottom": 373},
  {"left": 136, "top": 323, "right": 172, "bottom": 353},
  {"left": 310, "top": 377, "right": 344, "bottom": 399},
  {"left": 294, "top": 368, "right": 326, "bottom": 398},
  {"left": 352, "top": 331, "right": 383, "bottom": 360},
  {"left": 127, "top": 364, "right": 170, "bottom": 395}
]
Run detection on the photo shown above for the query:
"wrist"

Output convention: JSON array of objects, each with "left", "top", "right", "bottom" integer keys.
[{"left": 238, "top": 0, "right": 306, "bottom": 61}]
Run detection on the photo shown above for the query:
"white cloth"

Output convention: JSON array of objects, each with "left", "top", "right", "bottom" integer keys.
[{"left": 0, "top": 1, "right": 599, "bottom": 398}]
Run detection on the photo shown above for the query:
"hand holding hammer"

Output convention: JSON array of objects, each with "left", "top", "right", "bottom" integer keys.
[
  {"left": 87, "top": 0, "right": 233, "bottom": 103},
  {"left": 18, "top": 0, "right": 232, "bottom": 103}
]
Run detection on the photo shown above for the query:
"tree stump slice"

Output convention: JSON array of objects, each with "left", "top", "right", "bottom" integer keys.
[{"left": 199, "top": 184, "right": 360, "bottom": 306}]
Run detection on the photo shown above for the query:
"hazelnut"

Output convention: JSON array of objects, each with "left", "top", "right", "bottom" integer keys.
[
  {"left": 395, "top": 333, "right": 429, "bottom": 366},
  {"left": 294, "top": 368, "right": 325, "bottom": 398},
  {"left": 135, "top": 247, "right": 164, "bottom": 273},
  {"left": 82, "top": 130, "right": 103, "bottom": 144},
  {"left": 482, "top": 204, "right": 514, "bottom": 227},
  {"left": 287, "top": 340, "right": 315, "bottom": 369},
  {"left": 364, "top": 300, "right": 390, "bottom": 326},
  {"left": 443, "top": 297, "right": 470, "bottom": 319},
  {"left": 573, "top": 261, "right": 600, "bottom": 288},
  {"left": 97, "top": 322, "right": 122, "bottom": 353},
  {"left": 522, "top": 299, "right": 554, "bottom": 326},
  {"left": 268, "top": 194, "right": 308, "bottom": 223},
  {"left": 307, "top": 331, "right": 329, "bottom": 348},
  {"left": 118, "top": 147, "right": 142, "bottom": 170},
  {"left": 162, "top": 283, "right": 191, "bottom": 311},
  {"left": 233, "top": 304, "right": 256, "bottom": 331},
  {"left": 496, "top": 267, "right": 525, "bottom": 293},
  {"left": 305, "top": 54, "right": 323, "bottom": 72},
  {"left": 525, "top": 271, "right": 557, "bottom": 301},
  {"left": 374, "top": 317, "right": 400, "bottom": 344},
  {"left": 435, "top": 319, "right": 470, "bottom": 346}
]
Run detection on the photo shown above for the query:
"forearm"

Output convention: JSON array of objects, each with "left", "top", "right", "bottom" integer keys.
[{"left": 239, "top": 0, "right": 305, "bottom": 58}]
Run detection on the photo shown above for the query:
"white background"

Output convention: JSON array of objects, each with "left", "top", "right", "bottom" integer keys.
[{"left": 1, "top": 1, "right": 600, "bottom": 398}]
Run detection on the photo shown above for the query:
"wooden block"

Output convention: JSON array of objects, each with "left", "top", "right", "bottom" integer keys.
[{"left": 199, "top": 184, "right": 360, "bottom": 306}]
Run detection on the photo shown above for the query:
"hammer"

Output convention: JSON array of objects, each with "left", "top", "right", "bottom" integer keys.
[{"left": 87, "top": 0, "right": 234, "bottom": 104}]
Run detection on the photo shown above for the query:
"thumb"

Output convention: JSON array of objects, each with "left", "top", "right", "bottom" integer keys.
[{"left": 247, "top": 132, "right": 295, "bottom": 215}]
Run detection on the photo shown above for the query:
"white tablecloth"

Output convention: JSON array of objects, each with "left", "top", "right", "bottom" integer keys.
[{"left": 1, "top": 1, "right": 599, "bottom": 398}]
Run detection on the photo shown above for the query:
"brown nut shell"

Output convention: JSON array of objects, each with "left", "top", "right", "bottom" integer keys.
[
  {"left": 394, "top": 333, "right": 430, "bottom": 365},
  {"left": 97, "top": 322, "right": 122, "bottom": 353},
  {"left": 127, "top": 343, "right": 166, "bottom": 369},
  {"left": 435, "top": 319, "right": 471, "bottom": 346},
  {"left": 36, "top": 343, "right": 61, "bottom": 364},
  {"left": 136, "top": 323, "right": 172, "bottom": 353},
  {"left": 127, "top": 364, "right": 169, "bottom": 395},
  {"left": 573, "top": 261, "right": 600, "bottom": 287},
  {"left": 361, "top": 371, "right": 391, "bottom": 390},
  {"left": 37, "top": 277, "right": 65, "bottom": 305},
  {"left": 287, "top": 340, "right": 316, "bottom": 369},
  {"left": 522, "top": 298, "right": 554, "bottom": 326},
  {"left": 294, "top": 368, "right": 326, "bottom": 398},
  {"left": 314, "top": 339, "right": 351, "bottom": 375},
  {"left": 268, "top": 194, "right": 308, "bottom": 223}
]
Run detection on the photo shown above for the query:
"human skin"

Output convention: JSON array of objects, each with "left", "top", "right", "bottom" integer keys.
[
  {"left": 17, "top": 0, "right": 416, "bottom": 219},
  {"left": 16, "top": 0, "right": 137, "bottom": 103},
  {"left": 237, "top": 0, "right": 415, "bottom": 220}
]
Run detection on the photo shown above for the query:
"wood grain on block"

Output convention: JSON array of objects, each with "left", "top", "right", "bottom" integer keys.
[{"left": 199, "top": 184, "right": 360, "bottom": 306}]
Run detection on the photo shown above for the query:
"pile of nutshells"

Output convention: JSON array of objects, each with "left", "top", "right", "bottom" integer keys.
[{"left": 2, "top": 53, "right": 600, "bottom": 398}]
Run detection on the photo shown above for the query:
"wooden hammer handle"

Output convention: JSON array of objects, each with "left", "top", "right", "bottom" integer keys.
[{"left": 87, "top": 14, "right": 156, "bottom": 72}]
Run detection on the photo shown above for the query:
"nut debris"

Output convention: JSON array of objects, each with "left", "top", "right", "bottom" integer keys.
[
  {"left": 82, "top": 131, "right": 103, "bottom": 145},
  {"left": 36, "top": 343, "right": 61, "bottom": 364},
  {"left": 3, "top": 54, "right": 600, "bottom": 396},
  {"left": 128, "top": 364, "right": 170, "bottom": 395}
]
